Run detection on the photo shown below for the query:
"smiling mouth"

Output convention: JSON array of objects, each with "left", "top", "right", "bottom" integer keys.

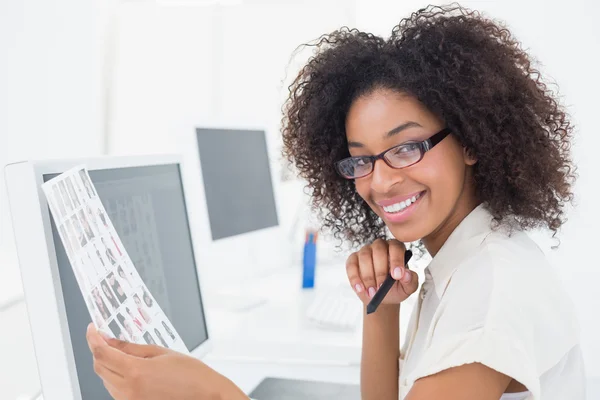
[{"left": 381, "top": 191, "right": 424, "bottom": 214}]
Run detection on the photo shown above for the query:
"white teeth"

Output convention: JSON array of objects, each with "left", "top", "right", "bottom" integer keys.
[{"left": 382, "top": 193, "right": 421, "bottom": 213}]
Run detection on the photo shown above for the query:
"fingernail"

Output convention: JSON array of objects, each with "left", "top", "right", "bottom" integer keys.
[
  {"left": 368, "top": 287, "right": 376, "bottom": 298},
  {"left": 402, "top": 271, "right": 411, "bottom": 283},
  {"left": 393, "top": 267, "right": 403, "bottom": 279},
  {"left": 354, "top": 283, "right": 363, "bottom": 293}
]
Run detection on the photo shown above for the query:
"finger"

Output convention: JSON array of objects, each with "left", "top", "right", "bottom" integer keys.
[
  {"left": 92, "top": 342, "right": 134, "bottom": 375},
  {"left": 345, "top": 252, "right": 365, "bottom": 296},
  {"left": 388, "top": 240, "right": 407, "bottom": 281},
  {"left": 371, "top": 239, "right": 390, "bottom": 288},
  {"left": 86, "top": 324, "right": 108, "bottom": 354},
  {"left": 357, "top": 246, "right": 377, "bottom": 298},
  {"left": 107, "top": 338, "right": 166, "bottom": 358},
  {"left": 93, "top": 358, "right": 125, "bottom": 383}
]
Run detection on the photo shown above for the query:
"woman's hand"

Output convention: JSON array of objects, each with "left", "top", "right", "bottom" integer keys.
[
  {"left": 346, "top": 239, "right": 419, "bottom": 305},
  {"left": 86, "top": 324, "right": 248, "bottom": 400}
]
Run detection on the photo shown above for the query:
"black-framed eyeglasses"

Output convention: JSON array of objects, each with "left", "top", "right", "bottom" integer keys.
[{"left": 334, "top": 127, "right": 451, "bottom": 179}]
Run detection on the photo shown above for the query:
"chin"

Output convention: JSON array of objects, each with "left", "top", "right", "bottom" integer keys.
[
  {"left": 388, "top": 228, "right": 424, "bottom": 244},
  {"left": 374, "top": 209, "right": 430, "bottom": 243}
]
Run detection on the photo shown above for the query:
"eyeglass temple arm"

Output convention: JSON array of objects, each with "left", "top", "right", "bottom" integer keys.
[{"left": 424, "top": 127, "right": 451, "bottom": 151}]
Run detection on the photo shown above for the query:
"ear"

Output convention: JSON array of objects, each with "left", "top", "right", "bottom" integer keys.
[{"left": 463, "top": 147, "right": 477, "bottom": 165}]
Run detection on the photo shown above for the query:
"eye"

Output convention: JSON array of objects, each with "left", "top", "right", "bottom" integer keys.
[
  {"left": 355, "top": 157, "right": 369, "bottom": 166},
  {"left": 392, "top": 143, "right": 419, "bottom": 155}
]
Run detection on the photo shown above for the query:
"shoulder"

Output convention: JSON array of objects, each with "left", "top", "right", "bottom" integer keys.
[
  {"left": 448, "top": 230, "right": 552, "bottom": 296},
  {"left": 447, "top": 229, "right": 572, "bottom": 312},
  {"left": 436, "top": 228, "right": 580, "bottom": 361}
]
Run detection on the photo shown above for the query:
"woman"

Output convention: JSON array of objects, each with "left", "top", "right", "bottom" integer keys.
[
  {"left": 126, "top": 306, "right": 144, "bottom": 332},
  {"left": 86, "top": 5, "right": 584, "bottom": 400},
  {"left": 108, "top": 272, "right": 128, "bottom": 303},
  {"left": 117, "top": 265, "right": 132, "bottom": 287},
  {"left": 133, "top": 294, "right": 152, "bottom": 323},
  {"left": 154, "top": 328, "right": 170, "bottom": 349},
  {"left": 162, "top": 320, "right": 176, "bottom": 341},
  {"left": 101, "top": 279, "right": 120, "bottom": 310},
  {"left": 142, "top": 289, "right": 154, "bottom": 308},
  {"left": 91, "top": 288, "right": 110, "bottom": 322},
  {"left": 108, "top": 319, "right": 128, "bottom": 342},
  {"left": 117, "top": 313, "right": 138, "bottom": 342}
]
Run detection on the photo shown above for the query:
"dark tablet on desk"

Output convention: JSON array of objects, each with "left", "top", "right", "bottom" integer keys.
[{"left": 249, "top": 377, "right": 360, "bottom": 400}]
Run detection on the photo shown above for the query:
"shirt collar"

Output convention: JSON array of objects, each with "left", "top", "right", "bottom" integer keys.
[{"left": 425, "top": 203, "right": 495, "bottom": 298}]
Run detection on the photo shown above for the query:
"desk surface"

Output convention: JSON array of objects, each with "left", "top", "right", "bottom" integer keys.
[{"left": 202, "top": 257, "right": 421, "bottom": 364}]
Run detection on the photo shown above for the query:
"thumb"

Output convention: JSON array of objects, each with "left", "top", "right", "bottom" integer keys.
[{"left": 106, "top": 338, "right": 167, "bottom": 358}]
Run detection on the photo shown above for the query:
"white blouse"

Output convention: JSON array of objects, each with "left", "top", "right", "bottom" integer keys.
[{"left": 398, "top": 204, "right": 586, "bottom": 400}]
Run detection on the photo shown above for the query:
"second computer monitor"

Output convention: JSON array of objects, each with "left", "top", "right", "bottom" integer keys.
[
  {"left": 194, "top": 127, "right": 290, "bottom": 281},
  {"left": 196, "top": 128, "right": 279, "bottom": 241}
]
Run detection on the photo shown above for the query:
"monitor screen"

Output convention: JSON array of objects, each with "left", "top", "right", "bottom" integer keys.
[
  {"left": 196, "top": 128, "right": 279, "bottom": 240},
  {"left": 44, "top": 163, "right": 208, "bottom": 400}
]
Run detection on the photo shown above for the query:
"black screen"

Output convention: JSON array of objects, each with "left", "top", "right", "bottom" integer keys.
[{"left": 44, "top": 164, "right": 208, "bottom": 399}]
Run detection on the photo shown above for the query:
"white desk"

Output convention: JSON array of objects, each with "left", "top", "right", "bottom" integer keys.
[
  {"left": 201, "top": 252, "right": 421, "bottom": 365},
  {"left": 203, "top": 262, "right": 363, "bottom": 363}
]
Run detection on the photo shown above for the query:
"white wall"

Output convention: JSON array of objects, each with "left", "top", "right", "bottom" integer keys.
[
  {"left": 0, "top": 0, "right": 113, "bottom": 301},
  {"left": 355, "top": 0, "right": 600, "bottom": 377},
  {"left": 0, "top": 0, "right": 113, "bottom": 397},
  {"left": 106, "top": 0, "right": 355, "bottom": 165}
]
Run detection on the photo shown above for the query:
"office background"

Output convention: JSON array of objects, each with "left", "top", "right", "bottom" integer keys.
[{"left": 1, "top": 0, "right": 598, "bottom": 398}]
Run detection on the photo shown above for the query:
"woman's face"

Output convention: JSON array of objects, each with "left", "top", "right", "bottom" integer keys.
[{"left": 345, "top": 89, "right": 477, "bottom": 244}]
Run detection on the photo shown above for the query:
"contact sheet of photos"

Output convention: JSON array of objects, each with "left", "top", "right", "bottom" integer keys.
[{"left": 42, "top": 166, "right": 188, "bottom": 354}]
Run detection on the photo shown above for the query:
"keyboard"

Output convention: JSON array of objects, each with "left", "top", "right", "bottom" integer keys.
[{"left": 305, "top": 285, "right": 363, "bottom": 331}]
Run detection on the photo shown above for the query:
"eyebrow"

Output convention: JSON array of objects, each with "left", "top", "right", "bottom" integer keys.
[{"left": 347, "top": 121, "right": 423, "bottom": 148}]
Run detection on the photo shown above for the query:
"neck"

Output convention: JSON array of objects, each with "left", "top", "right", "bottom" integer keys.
[{"left": 422, "top": 180, "right": 480, "bottom": 257}]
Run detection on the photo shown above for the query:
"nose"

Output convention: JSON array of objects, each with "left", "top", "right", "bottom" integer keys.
[{"left": 369, "top": 158, "right": 405, "bottom": 194}]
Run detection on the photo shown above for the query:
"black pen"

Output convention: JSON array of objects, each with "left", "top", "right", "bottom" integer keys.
[{"left": 366, "top": 249, "right": 413, "bottom": 314}]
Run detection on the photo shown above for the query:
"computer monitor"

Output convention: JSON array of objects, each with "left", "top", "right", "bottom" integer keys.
[
  {"left": 188, "top": 126, "right": 291, "bottom": 285},
  {"left": 5, "top": 155, "right": 211, "bottom": 400}
]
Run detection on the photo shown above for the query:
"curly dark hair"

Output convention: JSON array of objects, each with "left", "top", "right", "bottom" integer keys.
[{"left": 281, "top": 3, "right": 576, "bottom": 249}]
